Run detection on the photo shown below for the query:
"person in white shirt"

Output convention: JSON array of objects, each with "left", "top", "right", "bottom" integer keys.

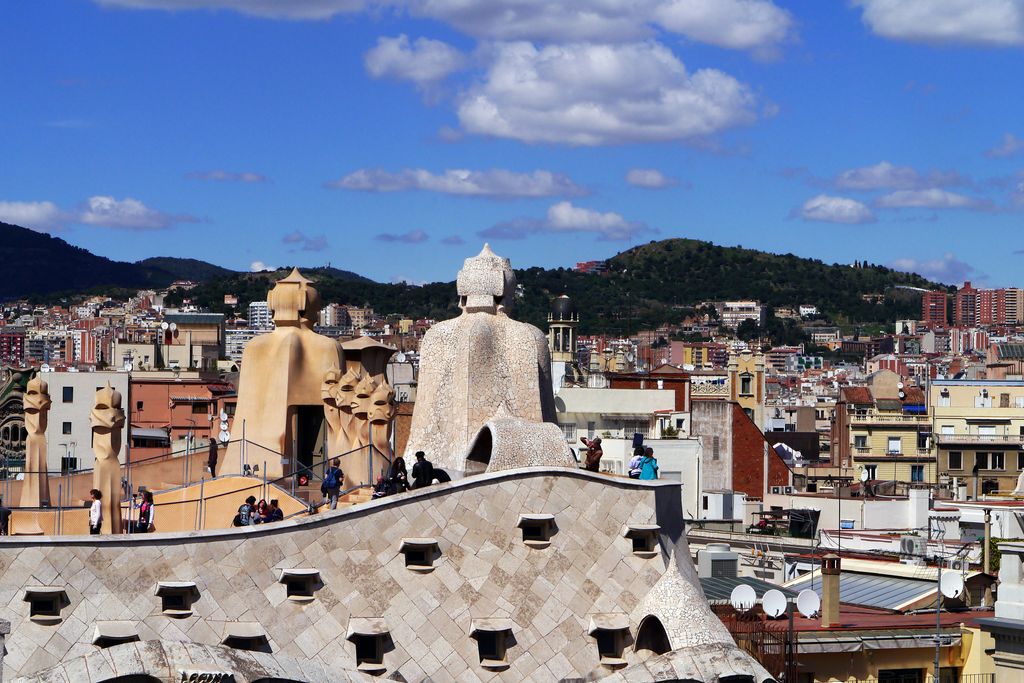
[{"left": 89, "top": 489, "right": 103, "bottom": 535}]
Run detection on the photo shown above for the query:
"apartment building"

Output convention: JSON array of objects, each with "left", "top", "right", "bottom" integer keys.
[
  {"left": 831, "top": 370, "right": 933, "bottom": 482},
  {"left": 955, "top": 281, "right": 1024, "bottom": 326},
  {"left": 930, "top": 379, "right": 1024, "bottom": 496},
  {"left": 717, "top": 300, "right": 766, "bottom": 329},
  {"left": 921, "top": 290, "right": 948, "bottom": 325}
]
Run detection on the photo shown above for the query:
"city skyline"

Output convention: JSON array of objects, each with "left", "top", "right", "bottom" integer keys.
[{"left": 2, "top": 1, "right": 1023, "bottom": 285}]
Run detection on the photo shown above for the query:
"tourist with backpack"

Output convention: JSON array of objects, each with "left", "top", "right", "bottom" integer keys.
[
  {"left": 323, "top": 458, "right": 344, "bottom": 510},
  {"left": 233, "top": 495, "right": 256, "bottom": 526}
]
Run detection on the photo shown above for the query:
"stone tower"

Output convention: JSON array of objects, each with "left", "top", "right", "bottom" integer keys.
[{"left": 547, "top": 294, "right": 578, "bottom": 364}]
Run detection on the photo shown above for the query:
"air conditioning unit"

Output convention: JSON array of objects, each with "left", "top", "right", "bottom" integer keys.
[
  {"left": 900, "top": 535, "right": 928, "bottom": 558},
  {"left": 770, "top": 486, "right": 783, "bottom": 495},
  {"left": 948, "top": 559, "right": 967, "bottom": 572}
]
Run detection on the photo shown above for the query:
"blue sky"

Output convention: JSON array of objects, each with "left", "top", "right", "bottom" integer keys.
[{"left": 1, "top": 0, "right": 1022, "bottom": 285}]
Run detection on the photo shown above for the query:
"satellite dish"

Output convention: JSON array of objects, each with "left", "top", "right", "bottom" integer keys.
[
  {"left": 396, "top": 352, "right": 407, "bottom": 363},
  {"left": 40, "top": 363, "right": 51, "bottom": 373},
  {"left": 860, "top": 468, "right": 870, "bottom": 482},
  {"left": 220, "top": 411, "right": 229, "bottom": 423},
  {"left": 161, "top": 321, "right": 169, "bottom": 330},
  {"left": 762, "top": 589, "right": 788, "bottom": 619},
  {"left": 897, "top": 382, "right": 905, "bottom": 389},
  {"left": 729, "top": 584, "right": 757, "bottom": 613},
  {"left": 169, "top": 322, "right": 177, "bottom": 331},
  {"left": 940, "top": 572, "right": 965, "bottom": 600},
  {"left": 898, "top": 390, "right": 906, "bottom": 399},
  {"left": 218, "top": 430, "right": 230, "bottom": 444},
  {"left": 796, "top": 589, "right": 821, "bottom": 618},
  {"left": 123, "top": 361, "right": 133, "bottom": 372}
]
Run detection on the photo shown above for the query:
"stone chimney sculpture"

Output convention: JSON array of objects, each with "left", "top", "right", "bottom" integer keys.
[
  {"left": 224, "top": 269, "right": 343, "bottom": 479},
  {"left": 21, "top": 375, "right": 51, "bottom": 508},
  {"left": 404, "top": 244, "right": 575, "bottom": 473},
  {"left": 90, "top": 383, "right": 125, "bottom": 534}
]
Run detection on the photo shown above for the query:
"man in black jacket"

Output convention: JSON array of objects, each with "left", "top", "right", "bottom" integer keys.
[{"left": 411, "top": 451, "right": 434, "bottom": 489}]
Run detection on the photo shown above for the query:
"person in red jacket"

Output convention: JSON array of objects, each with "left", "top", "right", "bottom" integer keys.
[{"left": 579, "top": 436, "right": 603, "bottom": 472}]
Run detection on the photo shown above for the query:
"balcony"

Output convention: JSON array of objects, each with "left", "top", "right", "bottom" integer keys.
[
  {"left": 691, "top": 383, "right": 729, "bottom": 398},
  {"left": 935, "top": 433, "right": 1024, "bottom": 446},
  {"left": 849, "top": 411, "right": 929, "bottom": 426}
]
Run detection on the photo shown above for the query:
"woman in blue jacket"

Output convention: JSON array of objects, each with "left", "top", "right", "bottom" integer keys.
[{"left": 639, "top": 447, "right": 659, "bottom": 480}]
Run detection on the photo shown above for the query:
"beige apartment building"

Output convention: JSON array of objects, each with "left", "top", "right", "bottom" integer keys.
[{"left": 930, "top": 379, "right": 1024, "bottom": 496}]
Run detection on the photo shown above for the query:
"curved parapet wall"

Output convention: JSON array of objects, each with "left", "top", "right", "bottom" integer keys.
[{"left": 0, "top": 468, "right": 766, "bottom": 682}]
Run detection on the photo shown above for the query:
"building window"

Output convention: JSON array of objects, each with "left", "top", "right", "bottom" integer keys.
[
  {"left": 1018, "top": 453, "right": 1024, "bottom": 471},
  {"left": 24, "top": 587, "right": 68, "bottom": 624},
  {"left": 941, "top": 425, "right": 954, "bottom": 435},
  {"left": 887, "top": 437, "right": 902, "bottom": 455},
  {"left": 623, "top": 525, "right": 660, "bottom": 558},
  {"left": 62, "top": 386, "right": 73, "bottom": 403},
  {"left": 702, "top": 496, "right": 709, "bottom": 511},
  {"left": 155, "top": 582, "right": 200, "bottom": 617},
  {"left": 979, "top": 425, "right": 996, "bottom": 437},
  {"left": 917, "top": 433, "right": 929, "bottom": 450},
  {"left": 278, "top": 569, "right": 321, "bottom": 603},
  {"left": 911, "top": 465, "right": 924, "bottom": 482},
  {"left": 949, "top": 452, "right": 963, "bottom": 470},
  {"left": 588, "top": 615, "right": 630, "bottom": 669},
  {"left": 976, "top": 452, "right": 989, "bottom": 471},
  {"left": 191, "top": 402, "right": 209, "bottom": 415},
  {"left": 992, "top": 452, "right": 1005, "bottom": 470},
  {"left": 865, "top": 465, "right": 877, "bottom": 480},
  {"left": 712, "top": 436, "right": 720, "bottom": 461},
  {"left": 740, "top": 375, "right": 753, "bottom": 396},
  {"left": 854, "top": 435, "right": 867, "bottom": 449},
  {"left": 517, "top": 514, "right": 556, "bottom": 549},
  {"left": 136, "top": 400, "right": 144, "bottom": 411},
  {"left": 62, "top": 422, "right": 72, "bottom": 435}
]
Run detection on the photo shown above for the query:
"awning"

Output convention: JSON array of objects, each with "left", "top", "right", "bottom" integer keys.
[
  {"left": 798, "top": 629, "right": 961, "bottom": 653},
  {"left": 132, "top": 428, "right": 170, "bottom": 441},
  {"left": 347, "top": 618, "right": 389, "bottom": 638}
]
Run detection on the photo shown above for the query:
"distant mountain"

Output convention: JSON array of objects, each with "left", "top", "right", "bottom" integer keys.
[
  {"left": 135, "top": 257, "right": 236, "bottom": 283},
  {"left": 0, "top": 221, "right": 154, "bottom": 299},
  {"left": 0, "top": 221, "right": 373, "bottom": 301}
]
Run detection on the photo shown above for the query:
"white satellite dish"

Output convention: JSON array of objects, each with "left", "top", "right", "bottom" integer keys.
[
  {"left": 218, "top": 430, "right": 230, "bottom": 444},
  {"left": 161, "top": 321, "right": 169, "bottom": 330},
  {"left": 860, "top": 468, "right": 870, "bottom": 482},
  {"left": 796, "top": 589, "right": 821, "bottom": 618},
  {"left": 729, "top": 584, "right": 757, "bottom": 613},
  {"left": 169, "top": 322, "right": 177, "bottom": 331},
  {"left": 220, "top": 411, "right": 229, "bottom": 423},
  {"left": 396, "top": 352, "right": 407, "bottom": 363},
  {"left": 940, "top": 572, "right": 965, "bottom": 600},
  {"left": 897, "top": 382, "right": 904, "bottom": 389},
  {"left": 762, "top": 589, "right": 788, "bottom": 619},
  {"left": 40, "top": 363, "right": 51, "bottom": 373},
  {"left": 123, "top": 361, "right": 133, "bottom": 372}
]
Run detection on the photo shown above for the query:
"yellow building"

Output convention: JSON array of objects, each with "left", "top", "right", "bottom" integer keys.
[
  {"left": 728, "top": 351, "right": 766, "bottom": 428},
  {"left": 835, "top": 370, "right": 934, "bottom": 483},
  {"left": 930, "top": 379, "right": 1024, "bottom": 495}
]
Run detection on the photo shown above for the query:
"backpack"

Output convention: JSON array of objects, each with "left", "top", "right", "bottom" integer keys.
[
  {"left": 324, "top": 467, "right": 340, "bottom": 489},
  {"left": 237, "top": 503, "right": 252, "bottom": 526}
]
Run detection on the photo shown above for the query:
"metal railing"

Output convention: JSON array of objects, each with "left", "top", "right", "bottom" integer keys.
[
  {"left": 850, "top": 412, "right": 930, "bottom": 424},
  {"left": 936, "top": 433, "right": 1024, "bottom": 445}
]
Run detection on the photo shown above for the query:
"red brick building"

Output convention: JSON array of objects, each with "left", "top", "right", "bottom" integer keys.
[{"left": 920, "top": 290, "right": 947, "bottom": 326}]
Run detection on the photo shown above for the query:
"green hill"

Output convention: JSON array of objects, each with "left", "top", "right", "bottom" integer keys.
[{"left": 169, "top": 238, "right": 946, "bottom": 336}]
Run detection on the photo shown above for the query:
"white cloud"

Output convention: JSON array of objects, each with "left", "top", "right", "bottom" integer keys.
[
  {"left": 798, "top": 194, "right": 875, "bottom": 224},
  {"left": 327, "top": 167, "right": 586, "bottom": 198},
  {"left": 250, "top": 261, "right": 276, "bottom": 272},
  {"left": 835, "top": 161, "right": 969, "bottom": 190},
  {"left": 364, "top": 34, "right": 466, "bottom": 89},
  {"left": 875, "top": 188, "right": 991, "bottom": 210},
  {"left": 985, "top": 132, "right": 1024, "bottom": 158},
  {"left": 78, "top": 195, "right": 194, "bottom": 230},
  {"left": 99, "top": 0, "right": 796, "bottom": 51},
  {"left": 653, "top": 0, "right": 794, "bottom": 55},
  {"left": 375, "top": 229, "right": 430, "bottom": 243},
  {"left": 94, "top": 0, "right": 366, "bottom": 19},
  {"left": 187, "top": 170, "right": 267, "bottom": 183},
  {"left": 853, "top": 0, "right": 1024, "bottom": 47},
  {"left": 480, "top": 201, "right": 654, "bottom": 241},
  {"left": 835, "top": 161, "right": 921, "bottom": 190},
  {"left": 890, "top": 253, "right": 978, "bottom": 284},
  {"left": 625, "top": 168, "right": 679, "bottom": 188},
  {"left": 0, "top": 201, "right": 69, "bottom": 233},
  {"left": 457, "top": 41, "right": 757, "bottom": 146}
]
